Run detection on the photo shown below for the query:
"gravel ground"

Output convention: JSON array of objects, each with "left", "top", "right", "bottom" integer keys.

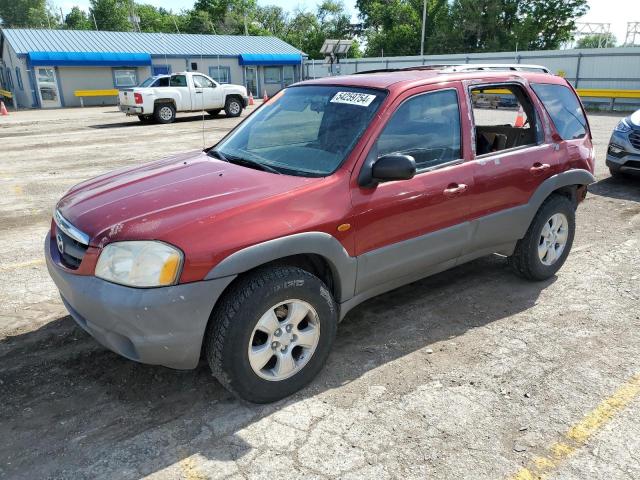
[{"left": 0, "top": 105, "right": 639, "bottom": 480}]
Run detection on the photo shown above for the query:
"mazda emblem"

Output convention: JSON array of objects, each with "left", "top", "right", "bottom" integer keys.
[{"left": 56, "top": 233, "right": 64, "bottom": 255}]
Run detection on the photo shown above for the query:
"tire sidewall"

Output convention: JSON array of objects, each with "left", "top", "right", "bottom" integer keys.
[
  {"left": 525, "top": 196, "right": 576, "bottom": 279},
  {"left": 154, "top": 103, "right": 176, "bottom": 123},
  {"left": 217, "top": 269, "right": 337, "bottom": 403},
  {"left": 225, "top": 97, "right": 242, "bottom": 117}
]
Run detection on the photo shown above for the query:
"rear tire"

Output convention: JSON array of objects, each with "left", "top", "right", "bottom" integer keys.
[
  {"left": 224, "top": 96, "right": 243, "bottom": 118},
  {"left": 205, "top": 266, "right": 337, "bottom": 403},
  {"left": 508, "top": 194, "right": 575, "bottom": 281},
  {"left": 153, "top": 103, "right": 176, "bottom": 124}
]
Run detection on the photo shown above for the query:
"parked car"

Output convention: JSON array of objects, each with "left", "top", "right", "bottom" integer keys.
[
  {"left": 47, "top": 66, "right": 595, "bottom": 403},
  {"left": 606, "top": 109, "right": 640, "bottom": 177},
  {"left": 118, "top": 71, "right": 249, "bottom": 124}
]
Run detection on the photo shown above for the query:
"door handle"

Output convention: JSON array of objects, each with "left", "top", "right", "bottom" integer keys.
[
  {"left": 195, "top": 90, "right": 203, "bottom": 94},
  {"left": 443, "top": 183, "right": 468, "bottom": 197},
  {"left": 530, "top": 163, "right": 550, "bottom": 175}
]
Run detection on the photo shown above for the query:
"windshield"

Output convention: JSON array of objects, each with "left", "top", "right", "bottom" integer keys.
[
  {"left": 213, "top": 85, "right": 387, "bottom": 177},
  {"left": 138, "top": 77, "right": 157, "bottom": 87}
]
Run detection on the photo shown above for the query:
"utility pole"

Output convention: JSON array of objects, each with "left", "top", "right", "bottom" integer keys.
[
  {"left": 92, "top": 13, "right": 98, "bottom": 30},
  {"left": 420, "top": 0, "right": 427, "bottom": 56}
]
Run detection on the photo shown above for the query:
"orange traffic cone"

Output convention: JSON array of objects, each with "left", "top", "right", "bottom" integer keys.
[
  {"left": 263, "top": 90, "right": 268, "bottom": 102},
  {"left": 514, "top": 106, "right": 525, "bottom": 128},
  {"left": 0, "top": 101, "right": 8, "bottom": 116},
  {"left": 248, "top": 92, "right": 254, "bottom": 106}
]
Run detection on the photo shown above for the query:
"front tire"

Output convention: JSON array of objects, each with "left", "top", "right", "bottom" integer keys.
[
  {"left": 205, "top": 266, "right": 338, "bottom": 403},
  {"left": 224, "top": 96, "right": 243, "bottom": 117},
  {"left": 508, "top": 194, "right": 575, "bottom": 281},
  {"left": 153, "top": 103, "right": 176, "bottom": 124}
]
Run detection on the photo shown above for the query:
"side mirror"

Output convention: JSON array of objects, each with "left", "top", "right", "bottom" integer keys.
[{"left": 371, "top": 154, "right": 416, "bottom": 182}]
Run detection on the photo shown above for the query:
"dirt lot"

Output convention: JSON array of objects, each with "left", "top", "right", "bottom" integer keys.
[{"left": 0, "top": 105, "right": 639, "bottom": 480}]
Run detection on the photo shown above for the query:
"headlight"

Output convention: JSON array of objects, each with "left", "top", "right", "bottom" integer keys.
[
  {"left": 614, "top": 120, "right": 631, "bottom": 133},
  {"left": 95, "top": 241, "right": 183, "bottom": 287}
]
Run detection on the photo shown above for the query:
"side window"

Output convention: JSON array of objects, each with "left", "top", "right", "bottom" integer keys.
[
  {"left": 15, "top": 67, "right": 23, "bottom": 90},
  {"left": 156, "top": 77, "right": 169, "bottom": 87},
  {"left": 193, "top": 75, "right": 211, "bottom": 88},
  {"left": 531, "top": 83, "right": 587, "bottom": 140},
  {"left": 170, "top": 75, "right": 187, "bottom": 87},
  {"left": 470, "top": 84, "right": 542, "bottom": 155},
  {"left": 377, "top": 89, "right": 461, "bottom": 170}
]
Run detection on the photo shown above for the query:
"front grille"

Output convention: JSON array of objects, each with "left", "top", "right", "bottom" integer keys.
[
  {"left": 54, "top": 210, "right": 89, "bottom": 270},
  {"left": 55, "top": 228, "right": 88, "bottom": 269},
  {"left": 629, "top": 131, "right": 640, "bottom": 150}
]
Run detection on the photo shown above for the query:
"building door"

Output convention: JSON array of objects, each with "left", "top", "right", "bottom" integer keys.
[
  {"left": 35, "top": 67, "right": 61, "bottom": 108},
  {"left": 245, "top": 66, "right": 258, "bottom": 97}
]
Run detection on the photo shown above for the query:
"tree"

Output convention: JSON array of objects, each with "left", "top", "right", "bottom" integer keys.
[
  {"left": 576, "top": 33, "right": 617, "bottom": 49},
  {"left": 515, "top": 0, "right": 589, "bottom": 50},
  {"left": 64, "top": 6, "right": 92, "bottom": 30},
  {"left": 89, "top": 0, "right": 132, "bottom": 31},
  {"left": 0, "top": 0, "right": 60, "bottom": 28},
  {"left": 136, "top": 4, "right": 181, "bottom": 33}
]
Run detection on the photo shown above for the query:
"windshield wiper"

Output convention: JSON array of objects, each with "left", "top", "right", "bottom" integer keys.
[
  {"left": 211, "top": 149, "right": 281, "bottom": 175},
  {"left": 207, "top": 149, "right": 228, "bottom": 161}
]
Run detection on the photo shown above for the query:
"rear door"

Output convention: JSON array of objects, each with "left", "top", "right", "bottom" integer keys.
[
  {"left": 350, "top": 82, "right": 475, "bottom": 295},
  {"left": 463, "top": 81, "right": 564, "bottom": 253},
  {"left": 169, "top": 74, "right": 191, "bottom": 110}
]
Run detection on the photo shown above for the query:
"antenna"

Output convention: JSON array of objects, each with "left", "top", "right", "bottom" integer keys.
[{"left": 201, "top": 32, "right": 206, "bottom": 150}]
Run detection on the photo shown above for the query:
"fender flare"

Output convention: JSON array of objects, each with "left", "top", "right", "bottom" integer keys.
[
  {"left": 514, "top": 168, "right": 596, "bottom": 238},
  {"left": 205, "top": 232, "right": 357, "bottom": 302}
]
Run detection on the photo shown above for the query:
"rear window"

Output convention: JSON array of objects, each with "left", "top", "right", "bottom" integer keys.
[
  {"left": 170, "top": 75, "right": 187, "bottom": 87},
  {"left": 532, "top": 83, "right": 588, "bottom": 140}
]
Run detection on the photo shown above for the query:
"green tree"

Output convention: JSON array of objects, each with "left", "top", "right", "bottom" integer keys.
[
  {"left": 136, "top": 4, "right": 181, "bottom": 33},
  {"left": 89, "top": 0, "right": 132, "bottom": 31},
  {"left": 576, "top": 32, "right": 617, "bottom": 49},
  {"left": 515, "top": 0, "right": 589, "bottom": 50},
  {"left": 64, "top": 6, "right": 92, "bottom": 30},
  {"left": 0, "top": 0, "right": 61, "bottom": 27}
]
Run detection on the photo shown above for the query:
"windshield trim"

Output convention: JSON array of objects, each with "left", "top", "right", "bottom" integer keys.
[{"left": 209, "top": 84, "right": 389, "bottom": 178}]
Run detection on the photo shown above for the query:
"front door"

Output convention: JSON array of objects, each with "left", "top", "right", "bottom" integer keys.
[
  {"left": 245, "top": 66, "right": 258, "bottom": 97},
  {"left": 192, "top": 74, "right": 223, "bottom": 110},
  {"left": 351, "top": 84, "right": 474, "bottom": 295},
  {"left": 35, "top": 67, "right": 61, "bottom": 108}
]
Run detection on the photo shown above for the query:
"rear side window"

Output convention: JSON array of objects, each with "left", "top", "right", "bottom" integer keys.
[
  {"left": 170, "top": 75, "right": 187, "bottom": 87},
  {"left": 532, "top": 83, "right": 588, "bottom": 140},
  {"left": 377, "top": 89, "right": 461, "bottom": 170}
]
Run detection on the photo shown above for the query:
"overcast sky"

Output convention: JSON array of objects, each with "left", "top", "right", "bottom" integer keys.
[{"left": 59, "top": 0, "right": 635, "bottom": 46}]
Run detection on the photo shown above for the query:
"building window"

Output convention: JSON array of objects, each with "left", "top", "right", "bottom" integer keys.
[
  {"left": 0, "top": 68, "right": 5, "bottom": 89},
  {"left": 113, "top": 69, "right": 138, "bottom": 87},
  {"left": 264, "top": 66, "right": 282, "bottom": 84},
  {"left": 191, "top": 62, "right": 198, "bottom": 71},
  {"left": 283, "top": 66, "right": 295, "bottom": 86},
  {"left": 209, "top": 66, "right": 231, "bottom": 84},
  {"left": 6, "top": 68, "right": 14, "bottom": 90},
  {"left": 15, "top": 67, "right": 23, "bottom": 90}
]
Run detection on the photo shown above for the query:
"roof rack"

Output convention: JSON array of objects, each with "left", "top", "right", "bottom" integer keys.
[
  {"left": 353, "top": 63, "right": 550, "bottom": 75},
  {"left": 439, "top": 63, "right": 550, "bottom": 73}
]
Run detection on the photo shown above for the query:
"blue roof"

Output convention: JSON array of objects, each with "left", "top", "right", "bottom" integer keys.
[
  {"left": 1, "top": 28, "right": 305, "bottom": 58},
  {"left": 239, "top": 53, "right": 302, "bottom": 65},
  {"left": 28, "top": 51, "right": 151, "bottom": 66}
]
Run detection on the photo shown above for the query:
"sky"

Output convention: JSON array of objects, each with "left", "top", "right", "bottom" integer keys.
[{"left": 59, "top": 0, "right": 636, "bottom": 46}]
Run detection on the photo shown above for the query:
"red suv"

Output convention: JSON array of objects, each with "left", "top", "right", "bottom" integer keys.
[{"left": 46, "top": 67, "right": 595, "bottom": 403}]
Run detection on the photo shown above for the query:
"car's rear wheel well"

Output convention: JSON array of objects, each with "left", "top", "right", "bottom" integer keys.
[
  {"left": 551, "top": 184, "right": 578, "bottom": 207},
  {"left": 154, "top": 99, "right": 175, "bottom": 108}
]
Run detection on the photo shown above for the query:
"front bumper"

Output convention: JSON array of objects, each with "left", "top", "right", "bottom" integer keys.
[
  {"left": 119, "top": 104, "right": 143, "bottom": 115},
  {"left": 606, "top": 129, "right": 640, "bottom": 175},
  {"left": 242, "top": 95, "right": 249, "bottom": 107},
  {"left": 45, "top": 235, "right": 235, "bottom": 369}
]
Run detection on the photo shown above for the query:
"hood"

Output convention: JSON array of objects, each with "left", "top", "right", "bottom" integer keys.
[{"left": 57, "top": 150, "right": 316, "bottom": 247}]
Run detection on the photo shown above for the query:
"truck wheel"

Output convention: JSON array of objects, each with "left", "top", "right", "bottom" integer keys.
[
  {"left": 207, "top": 109, "right": 221, "bottom": 117},
  {"left": 205, "top": 266, "right": 338, "bottom": 403},
  {"left": 224, "top": 97, "right": 243, "bottom": 117},
  {"left": 153, "top": 103, "right": 176, "bottom": 124},
  {"left": 508, "top": 194, "right": 575, "bottom": 281}
]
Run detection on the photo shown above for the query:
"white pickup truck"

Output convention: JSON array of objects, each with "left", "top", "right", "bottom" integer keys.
[{"left": 118, "top": 71, "right": 249, "bottom": 124}]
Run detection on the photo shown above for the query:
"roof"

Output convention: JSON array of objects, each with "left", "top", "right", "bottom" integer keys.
[
  {"left": 1, "top": 28, "right": 304, "bottom": 57},
  {"left": 302, "top": 69, "right": 565, "bottom": 91}
]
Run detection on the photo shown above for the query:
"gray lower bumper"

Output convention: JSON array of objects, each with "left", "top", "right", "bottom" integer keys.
[
  {"left": 45, "top": 235, "right": 235, "bottom": 369},
  {"left": 119, "top": 104, "right": 143, "bottom": 115}
]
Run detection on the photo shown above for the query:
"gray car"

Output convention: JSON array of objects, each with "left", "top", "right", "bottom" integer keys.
[{"left": 606, "top": 110, "right": 640, "bottom": 177}]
